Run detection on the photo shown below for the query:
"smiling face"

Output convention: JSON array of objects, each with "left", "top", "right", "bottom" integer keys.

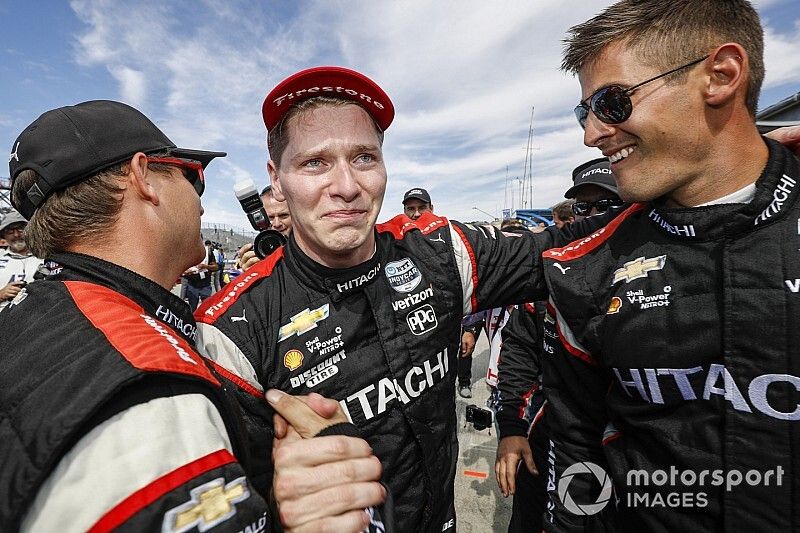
[
  {"left": 578, "top": 41, "right": 711, "bottom": 204},
  {"left": 269, "top": 103, "right": 386, "bottom": 268}
]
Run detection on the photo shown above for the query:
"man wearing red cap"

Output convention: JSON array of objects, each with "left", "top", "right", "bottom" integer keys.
[{"left": 194, "top": 66, "right": 607, "bottom": 532}]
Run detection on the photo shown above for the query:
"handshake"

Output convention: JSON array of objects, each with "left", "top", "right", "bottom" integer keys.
[{"left": 266, "top": 389, "right": 391, "bottom": 532}]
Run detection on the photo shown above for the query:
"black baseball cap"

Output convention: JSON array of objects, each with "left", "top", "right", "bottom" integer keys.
[
  {"left": 403, "top": 188, "right": 431, "bottom": 204},
  {"left": 564, "top": 158, "right": 618, "bottom": 199},
  {"left": 9, "top": 100, "right": 226, "bottom": 219}
]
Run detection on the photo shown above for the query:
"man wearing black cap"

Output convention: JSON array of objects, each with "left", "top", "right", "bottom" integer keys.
[
  {"left": 402, "top": 188, "right": 434, "bottom": 221},
  {"left": 0, "top": 100, "right": 384, "bottom": 532},
  {"left": 564, "top": 157, "right": 624, "bottom": 218}
]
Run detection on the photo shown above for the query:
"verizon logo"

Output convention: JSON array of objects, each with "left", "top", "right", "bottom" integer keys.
[{"left": 786, "top": 279, "right": 800, "bottom": 293}]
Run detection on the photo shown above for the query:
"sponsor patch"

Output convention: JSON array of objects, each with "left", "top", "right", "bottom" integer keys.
[
  {"left": 290, "top": 349, "right": 347, "bottom": 389},
  {"left": 338, "top": 348, "right": 448, "bottom": 422},
  {"left": 607, "top": 297, "right": 622, "bottom": 314},
  {"left": 283, "top": 349, "right": 304, "bottom": 371},
  {"left": 612, "top": 255, "right": 666, "bottom": 285},
  {"left": 407, "top": 303, "right": 438, "bottom": 335},
  {"left": 305, "top": 326, "right": 344, "bottom": 356},
  {"left": 336, "top": 264, "right": 380, "bottom": 293},
  {"left": 755, "top": 175, "right": 796, "bottom": 225},
  {"left": 155, "top": 304, "right": 197, "bottom": 341},
  {"left": 392, "top": 286, "right": 433, "bottom": 312},
  {"left": 278, "top": 304, "right": 329, "bottom": 342},
  {"left": 626, "top": 286, "right": 671, "bottom": 310},
  {"left": 163, "top": 476, "right": 250, "bottom": 533},
  {"left": 385, "top": 258, "right": 422, "bottom": 293}
]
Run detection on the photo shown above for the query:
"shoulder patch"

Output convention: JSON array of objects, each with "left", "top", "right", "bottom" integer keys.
[
  {"left": 64, "top": 281, "right": 219, "bottom": 385},
  {"left": 543, "top": 203, "right": 645, "bottom": 262},
  {"left": 196, "top": 248, "right": 284, "bottom": 324},
  {"left": 377, "top": 212, "right": 449, "bottom": 239}
]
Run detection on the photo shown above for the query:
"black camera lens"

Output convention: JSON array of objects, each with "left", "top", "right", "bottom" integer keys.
[{"left": 253, "top": 229, "right": 287, "bottom": 259}]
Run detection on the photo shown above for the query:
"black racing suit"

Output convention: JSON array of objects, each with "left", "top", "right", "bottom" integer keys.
[
  {"left": 495, "top": 302, "right": 550, "bottom": 532},
  {"left": 542, "top": 140, "right": 800, "bottom": 531},
  {"left": 0, "top": 253, "right": 269, "bottom": 532},
  {"left": 195, "top": 213, "right": 601, "bottom": 532}
]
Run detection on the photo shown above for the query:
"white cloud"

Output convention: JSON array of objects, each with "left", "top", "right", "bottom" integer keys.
[
  {"left": 65, "top": 0, "right": 800, "bottom": 224},
  {"left": 109, "top": 66, "right": 147, "bottom": 107}
]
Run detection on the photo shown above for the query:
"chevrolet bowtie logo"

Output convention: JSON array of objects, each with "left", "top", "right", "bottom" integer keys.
[
  {"left": 164, "top": 476, "right": 250, "bottom": 533},
  {"left": 278, "top": 304, "right": 330, "bottom": 342},
  {"left": 612, "top": 255, "right": 667, "bottom": 285}
]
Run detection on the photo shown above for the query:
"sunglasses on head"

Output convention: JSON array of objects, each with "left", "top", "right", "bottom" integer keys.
[
  {"left": 574, "top": 55, "right": 709, "bottom": 129},
  {"left": 146, "top": 156, "right": 205, "bottom": 196},
  {"left": 572, "top": 198, "right": 624, "bottom": 217}
]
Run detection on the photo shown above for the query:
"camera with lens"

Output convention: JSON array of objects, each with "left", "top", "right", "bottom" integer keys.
[
  {"left": 234, "top": 179, "right": 286, "bottom": 259},
  {"left": 465, "top": 404, "right": 493, "bottom": 431}
]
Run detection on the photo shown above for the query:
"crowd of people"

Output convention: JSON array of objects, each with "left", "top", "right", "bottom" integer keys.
[{"left": 2, "top": 1, "right": 800, "bottom": 532}]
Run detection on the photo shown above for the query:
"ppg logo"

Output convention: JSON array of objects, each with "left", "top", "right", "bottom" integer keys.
[{"left": 407, "top": 304, "right": 437, "bottom": 335}]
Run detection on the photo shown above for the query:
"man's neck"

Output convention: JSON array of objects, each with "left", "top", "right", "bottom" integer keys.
[{"left": 666, "top": 124, "right": 769, "bottom": 208}]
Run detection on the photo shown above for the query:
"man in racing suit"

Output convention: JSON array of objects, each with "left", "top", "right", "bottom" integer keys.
[
  {"left": 195, "top": 66, "right": 606, "bottom": 532},
  {"left": 541, "top": 0, "right": 800, "bottom": 530},
  {"left": 1, "top": 100, "right": 386, "bottom": 533}
]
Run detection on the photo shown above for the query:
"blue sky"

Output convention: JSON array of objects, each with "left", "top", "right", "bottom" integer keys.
[{"left": 2, "top": 0, "right": 799, "bottom": 228}]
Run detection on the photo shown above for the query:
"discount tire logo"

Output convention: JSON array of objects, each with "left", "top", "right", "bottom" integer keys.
[{"left": 558, "top": 462, "right": 613, "bottom": 515}]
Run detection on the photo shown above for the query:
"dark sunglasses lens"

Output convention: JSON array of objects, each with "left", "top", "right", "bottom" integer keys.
[
  {"left": 592, "top": 86, "right": 633, "bottom": 124},
  {"left": 573, "top": 202, "right": 590, "bottom": 216},
  {"left": 574, "top": 105, "right": 589, "bottom": 129},
  {"left": 188, "top": 169, "right": 204, "bottom": 196}
]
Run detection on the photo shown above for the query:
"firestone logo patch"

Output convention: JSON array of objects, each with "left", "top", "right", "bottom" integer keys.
[{"left": 385, "top": 258, "right": 422, "bottom": 293}]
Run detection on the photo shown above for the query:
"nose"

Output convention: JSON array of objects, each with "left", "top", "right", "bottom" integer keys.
[
  {"left": 329, "top": 160, "right": 360, "bottom": 202},
  {"left": 582, "top": 112, "right": 616, "bottom": 148}
]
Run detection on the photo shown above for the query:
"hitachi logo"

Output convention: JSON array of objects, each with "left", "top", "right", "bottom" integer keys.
[
  {"left": 155, "top": 305, "right": 197, "bottom": 341},
  {"left": 614, "top": 364, "right": 800, "bottom": 421},
  {"left": 581, "top": 167, "right": 612, "bottom": 178},
  {"left": 339, "top": 348, "right": 449, "bottom": 422},
  {"left": 336, "top": 264, "right": 380, "bottom": 293},
  {"left": 755, "top": 175, "right": 797, "bottom": 225},
  {"left": 648, "top": 209, "right": 696, "bottom": 237},
  {"left": 392, "top": 287, "right": 433, "bottom": 311}
]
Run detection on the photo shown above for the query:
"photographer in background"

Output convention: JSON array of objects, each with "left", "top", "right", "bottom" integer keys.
[
  {"left": 0, "top": 210, "right": 42, "bottom": 311},
  {"left": 237, "top": 185, "right": 292, "bottom": 270}
]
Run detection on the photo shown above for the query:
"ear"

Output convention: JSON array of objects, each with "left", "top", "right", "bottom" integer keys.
[
  {"left": 704, "top": 43, "right": 747, "bottom": 107},
  {"left": 267, "top": 160, "right": 286, "bottom": 202},
  {"left": 127, "top": 152, "right": 160, "bottom": 206}
]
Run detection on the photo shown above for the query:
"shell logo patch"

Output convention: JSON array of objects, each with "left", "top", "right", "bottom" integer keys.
[{"left": 284, "top": 349, "right": 304, "bottom": 371}]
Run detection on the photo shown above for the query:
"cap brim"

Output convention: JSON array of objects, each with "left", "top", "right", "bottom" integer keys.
[
  {"left": 262, "top": 66, "right": 394, "bottom": 132},
  {"left": 171, "top": 148, "right": 227, "bottom": 169},
  {"left": 564, "top": 180, "right": 618, "bottom": 199}
]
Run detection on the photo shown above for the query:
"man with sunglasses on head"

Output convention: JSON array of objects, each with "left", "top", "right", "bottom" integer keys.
[
  {"left": 539, "top": 1, "right": 800, "bottom": 531},
  {"left": 0, "top": 100, "right": 387, "bottom": 532}
]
